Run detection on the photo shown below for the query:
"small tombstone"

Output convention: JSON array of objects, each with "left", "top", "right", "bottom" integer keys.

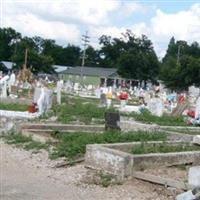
[
  {"left": 95, "top": 88, "right": 101, "bottom": 98},
  {"left": 56, "top": 80, "right": 63, "bottom": 105},
  {"left": 189, "top": 86, "right": 200, "bottom": 97},
  {"left": 74, "top": 82, "right": 79, "bottom": 91},
  {"left": 105, "top": 111, "right": 120, "bottom": 130},
  {"left": 34, "top": 87, "right": 53, "bottom": 114},
  {"left": 100, "top": 93, "right": 107, "bottom": 106},
  {"left": 195, "top": 97, "right": 200, "bottom": 119},
  {"left": 147, "top": 98, "right": 164, "bottom": 117},
  {"left": 193, "top": 135, "right": 200, "bottom": 145},
  {"left": 188, "top": 166, "right": 200, "bottom": 187}
]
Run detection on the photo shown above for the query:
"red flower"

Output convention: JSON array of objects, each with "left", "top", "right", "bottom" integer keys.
[{"left": 119, "top": 92, "right": 128, "bottom": 100}]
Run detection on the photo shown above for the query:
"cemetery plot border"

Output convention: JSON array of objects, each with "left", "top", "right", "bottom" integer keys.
[{"left": 85, "top": 141, "right": 200, "bottom": 183}]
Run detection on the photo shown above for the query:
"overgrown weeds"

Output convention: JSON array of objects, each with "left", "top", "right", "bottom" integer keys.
[
  {"left": 0, "top": 103, "right": 28, "bottom": 111},
  {"left": 122, "top": 109, "right": 186, "bottom": 126},
  {"left": 51, "top": 96, "right": 106, "bottom": 124},
  {"left": 50, "top": 131, "right": 167, "bottom": 160},
  {"left": 131, "top": 142, "right": 200, "bottom": 154},
  {"left": 3, "top": 133, "right": 48, "bottom": 151}
]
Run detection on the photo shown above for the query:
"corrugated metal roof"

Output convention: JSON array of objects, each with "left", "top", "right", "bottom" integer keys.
[
  {"left": 53, "top": 65, "right": 70, "bottom": 73},
  {"left": 62, "top": 66, "right": 117, "bottom": 78},
  {"left": 0, "top": 61, "right": 14, "bottom": 69}
]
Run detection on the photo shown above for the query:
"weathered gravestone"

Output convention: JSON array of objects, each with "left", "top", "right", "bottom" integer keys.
[
  {"left": 188, "top": 166, "right": 200, "bottom": 188},
  {"left": 34, "top": 87, "right": 53, "bottom": 114},
  {"left": 105, "top": 111, "right": 120, "bottom": 130}
]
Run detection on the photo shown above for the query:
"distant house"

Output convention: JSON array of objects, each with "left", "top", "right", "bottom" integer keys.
[
  {"left": 0, "top": 61, "right": 14, "bottom": 73},
  {"left": 59, "top": 66, "right": 118, "bottom": 86},
  {"left": 53, "top": 65, "right": 71, "bottom": 74}
]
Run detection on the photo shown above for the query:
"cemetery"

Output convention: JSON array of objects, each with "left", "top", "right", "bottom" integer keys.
[{"left": 1, "top": 65, "right": 200, "bottom": 200}]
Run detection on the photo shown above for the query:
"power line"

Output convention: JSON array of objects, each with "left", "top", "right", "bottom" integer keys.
[
  {"left": 81, "top": 31, "right": 90, "bottom": 84},
  {"left": 81, "top": 31, "right": 90, "bottom": 67}
]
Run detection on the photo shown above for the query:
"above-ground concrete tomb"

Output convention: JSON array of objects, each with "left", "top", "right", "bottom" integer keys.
[{"left": 85, "top": 141, "right": 200, "bottom": 181}]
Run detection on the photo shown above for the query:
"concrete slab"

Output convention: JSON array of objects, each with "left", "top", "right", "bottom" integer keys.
[
  {"left": 85, "top": 141, "right": 200, "bottom": 180},
  {"left": 193, "top": 135, "right": 200, "bottom": 145},
  {"left": 0, "top": 110, "right": 40, "bottom": 119},
  {"left": 188, "top": 166, "right": 200, "bottom": 187},
  {"left": 176, "top": 190, "right": 195, "bottom": 200}
]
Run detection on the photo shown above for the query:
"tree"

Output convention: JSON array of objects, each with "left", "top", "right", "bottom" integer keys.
[
  {"left": 160, "top": 37, "right": 200, "bottom": 91},
  {"left": 84, "top": 45, "right": 100, "bottom": 67},
  {"left": 12, "top": 37, "right": 54, "bottom": 74},
  {"left": 98, "top": 35, "right": 123, "bottom": 68},
  {"left": 42, "top": 41, "right": 81, "bottom": 66},
  {"left": 0, "top": 27, "right": 21, "bottom": 61},
  {"left": 117, "top": 31, "right": 159, "bottom": 83}
]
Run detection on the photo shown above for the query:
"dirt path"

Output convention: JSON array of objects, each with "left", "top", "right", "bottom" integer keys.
[{"left": 0, "top": 140, "right": 177, "bottom": 200}]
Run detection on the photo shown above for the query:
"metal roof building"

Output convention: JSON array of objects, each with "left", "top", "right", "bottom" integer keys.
[{"left": 61, "top": 66, "right": 118, "bottom": 78}]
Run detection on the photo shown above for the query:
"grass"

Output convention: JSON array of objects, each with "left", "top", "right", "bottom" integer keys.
[
  {"left": 98, "top": 171, "right": 114, "bottom": 187},
  {"left": 3, "top": 133, "right": 48, "bottom": 151},
  {"left": 122, "top": 109, "right": 186, "bottom": 126},
  {"left": 162, "top": 128, "right": 200, "bottom": 135},
  {"left": 2, "top": 130, "right": 167, "bottom": 161},
  {"left": 131, "top": 142, "right": 200, "bottom": 154},
  {"left": 50, "top": 131, "right": 167, "bottom": 160},
  {"left": 51, "top": 96, "right": 106, "bottom": 124},
  {"left": 0, "top": 102, "right": 28, "bottom": 111}
]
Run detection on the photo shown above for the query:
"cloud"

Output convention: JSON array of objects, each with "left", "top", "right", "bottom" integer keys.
[
  {"left": 5, "top": 13, "right": 80, "bottom": 44},
  {"left": 151, "top": 5, "right": 200, "bottom": 41},
  {"left": 149, "top": 3, "right": 200, "bottom": 57},
  {"left": 120, "top": 2, "right": 146, "bottom": 17},
  {"left": 4, "top": 0, "right": 120, "bottom": 26},
  {"left": 2, "top": 0, "right": 144, "bottom": 46},
  {"left": 2, "top": 0, "right": 200, "bottom": 59}
]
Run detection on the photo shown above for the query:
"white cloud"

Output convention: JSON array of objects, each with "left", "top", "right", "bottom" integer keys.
[
  {"left": 2, "top": 0, "right": 200, "bottom": 59},
  {"left": 2, "top": 0, "right": 121, "bottom": 45},
  {"left": 151, "top": 6, "right": 200, "bottom": 41},
  {"left": 149, "top": 3, "right": 200, "bottom": 57},
  {"left": 120, "top": 2, "right": 146, "bottom": 17},
  {"left": 5, "top": 13, "right": 80, "bottom": 44},
  {"left": 4, "top": 0, "right": 120, "bottom": 26}
]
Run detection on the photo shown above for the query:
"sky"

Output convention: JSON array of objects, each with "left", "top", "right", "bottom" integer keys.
[{"left": 1, "top": 0, "right": 200, "bottom": 59}]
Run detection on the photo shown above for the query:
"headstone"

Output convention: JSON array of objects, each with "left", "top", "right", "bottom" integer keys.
[
  {"left": 195, "top": 97, "right": 200, "bottom": 119},
  {"left": 0, "top": 75, "right": 9, "bottom": 98},
  {"left": 188, "top": 166, "right": 200, "bottom": 187},
  {"left": 106, "top": 88, "right": 112, "bottom": 108},
  {"left": 95, "top": 88, "right": 101, "bottom": 98},
  {"left": 176, "top": 190, "right": 195, "bottom": 200},
  {"left": 87, "top": 85, "right": 93, "bottom": 90},
  {"left": 56, "top": 80, "right": 63, "bottom": 105},
  {"left": 8, "top": 72, "right": 16, "bottom": 91},
  {"left": 34, "top": 87, "right": 53, "bottom": 114},
  {"left": 189, "top": 86, "right": 200, "bottom": 98},
  {"left": 147, "top": 98, "right": 164, "bottom": 117},
  {"left": 105, "top": 111, "right": 120, "bottom": 130},
  {"left": 37, "top": 87, "right": 46, "bottom": 114},
  {"left": 193, "top": 135, "right": 200, "bottom": 145},
  {"left": 74, "top": 82, "right": 79, "bottom": 91},
  {"left": 100, "top": 93, "right": 106, "bottom": 106},
  {"left": 176, "top": 188, "right": 200, "bottom": 200}
]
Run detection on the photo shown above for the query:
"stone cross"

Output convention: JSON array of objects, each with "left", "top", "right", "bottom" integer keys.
[{"left": 56, "top": 80, "right": 63, "bottom": 105}]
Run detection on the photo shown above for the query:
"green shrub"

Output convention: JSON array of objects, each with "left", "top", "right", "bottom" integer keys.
[
  {"left": 131, "top": 142, "right": 200, "bottom": 154},
  {"left": 51, "top": 131, "right": 167, "bottom": 160},
  {"left": 123, "top": 109, "right": 185, "bottom": 126}
]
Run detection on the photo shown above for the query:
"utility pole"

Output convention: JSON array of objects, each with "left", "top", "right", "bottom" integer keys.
[
  {"left": 81, "top": 31, "right": 90, "bottom": 83},
  {"left": 24, "top": 48, "right": 28, "bottom": 69},
  {"left": 177, "top": 45, "right": 181, "bottom": 64}
]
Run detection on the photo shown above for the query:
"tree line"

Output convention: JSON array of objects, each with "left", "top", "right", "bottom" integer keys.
[{"left": 0, "top": 27, "right": 200, "bottom": 91}]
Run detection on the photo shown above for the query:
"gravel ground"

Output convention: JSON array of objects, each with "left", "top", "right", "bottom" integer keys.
[{"left": 0, "top": 140, "right": 179, "bottom": 200}]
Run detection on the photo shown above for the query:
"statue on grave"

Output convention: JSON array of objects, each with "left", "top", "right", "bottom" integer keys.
[
  {"left": 37, "top": 87, "right": 46, "bottom": 114},
  {"left": 17, "top": 64, "right": 33, "bottom": 84}
]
